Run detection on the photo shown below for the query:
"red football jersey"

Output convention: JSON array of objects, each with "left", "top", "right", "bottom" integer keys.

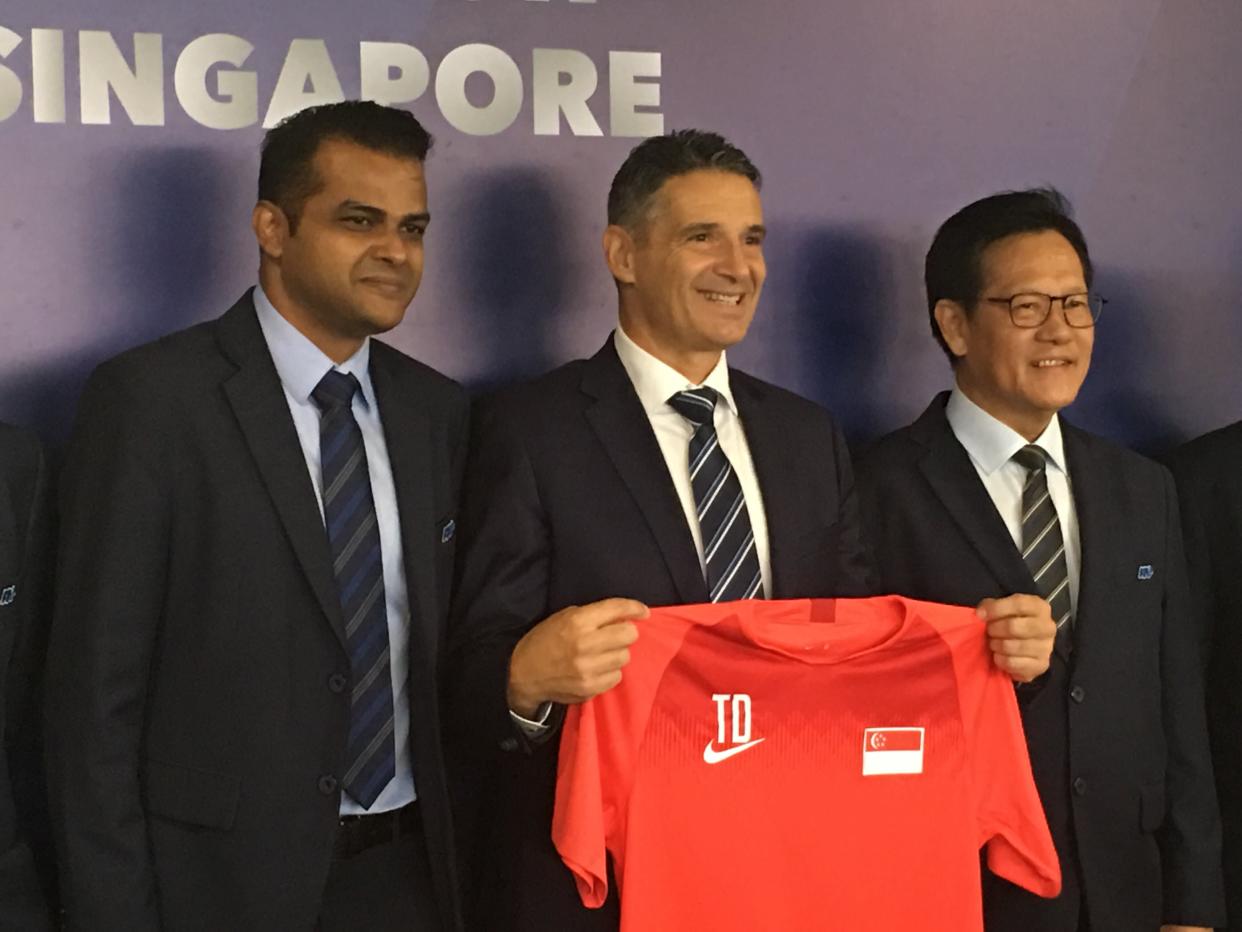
[{"left": 553, "top": 596, "right": 1060, "bottom": 931}]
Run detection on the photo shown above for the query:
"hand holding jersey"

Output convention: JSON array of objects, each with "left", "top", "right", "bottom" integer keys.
[
  {"left": 507, "top": 590, "right": 1055, "bottom": 712},
  {"left": 507, "top": 599, "right": 648, "bottom": 717},
  {"left": 507, "top": 587, "right": 1054, "bottom": 717},
  {"left": 977, "top": 593, "right": 1056, "bottom": 683}
]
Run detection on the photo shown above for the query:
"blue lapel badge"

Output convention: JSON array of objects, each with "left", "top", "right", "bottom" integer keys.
[
  {"left": 1137, "top": 565, "right": 1154, "bottom": 580},
  {"left": 441, "top": 519, "right": 456, "bottom": 544},
  {"left": 0, "top": 585, "right": 15, "bottom": 606}
]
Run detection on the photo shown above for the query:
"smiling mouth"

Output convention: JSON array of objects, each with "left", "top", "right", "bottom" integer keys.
[
  {"left": 361, "top": 278, "right": 409, "bottom": 293},
  {"left": 700, "top": 290, "right": 744, "bottom": 305},
  {"left": 1034, "top": 359, "right": 1071, "bottom": 368}
]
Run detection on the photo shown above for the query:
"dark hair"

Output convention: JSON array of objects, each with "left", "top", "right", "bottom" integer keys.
[
  {"left": 924, "top": 187, "right": 1093, "bottom": 360},
  {"left": 607, "top": 129, "right": 761, "bottom": 229},
  {"left": 258, "top": 100, "right": 433, "bottom": 231}
]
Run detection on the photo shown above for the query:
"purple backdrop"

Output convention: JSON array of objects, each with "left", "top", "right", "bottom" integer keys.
[{"left": 2, "top": 0, "right": 1240, "bottom": 452}]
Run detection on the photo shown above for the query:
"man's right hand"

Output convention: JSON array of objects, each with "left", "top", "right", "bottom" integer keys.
[{"left": 507, "top": 598, "right": 648, "bottom": 717}]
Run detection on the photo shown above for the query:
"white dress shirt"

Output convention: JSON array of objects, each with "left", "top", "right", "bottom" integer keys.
[
  {"left": 510, "top": 327, "right": 774, "bottom": 735},
  {"left": 253, "top": 285, "right": 415, "bottom": 814},
  {"left": 612, "top": 326, "right": 772, "bottom": 596},
  {"left": 945, "top": 386, "right": 1081, "bottom": 614}
]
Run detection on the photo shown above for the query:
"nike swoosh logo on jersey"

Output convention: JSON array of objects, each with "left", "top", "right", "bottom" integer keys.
[{"left": 702, "top": 738, "right": 765, "bottom": 764}]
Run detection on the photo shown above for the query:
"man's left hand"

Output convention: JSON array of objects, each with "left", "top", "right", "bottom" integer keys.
[
  {"left": 976, "top": 594, "right": 1056, "bottom": 683},
  {"left": 1160, "top": 925, "right": 1212, "bottom": 931}
]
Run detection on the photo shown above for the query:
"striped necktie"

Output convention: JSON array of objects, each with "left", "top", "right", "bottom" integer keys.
[
  {"left": 1012, "top": 444, "right": 1073, "bottom": 650},
  {"left": 312, "top": 370, "right": 395, "bottom": 809},
  {"left": 668, "top": 388, "right": 763, "bottom": 602}
]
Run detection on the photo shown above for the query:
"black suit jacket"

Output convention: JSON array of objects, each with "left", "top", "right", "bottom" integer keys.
[
  {"left": 445, "top": 339, "right": 871, "bottom": 931},
  {"left": 857, "top": 393, "right": 1224, "bottom": 932},
  {"left": 46, "top": 293, "right": 468, "bottom": 931},
  {"left": 0, "top": 423, "right": 54, "bottom": 930},
  {"left": 1168, "top": 420, "right": 1242, "bottom": 931}
]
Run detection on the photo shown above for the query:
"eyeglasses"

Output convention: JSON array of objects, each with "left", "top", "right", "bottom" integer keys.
[{"left": 982, "top": 292, "right": 1107, "bottom": 329}]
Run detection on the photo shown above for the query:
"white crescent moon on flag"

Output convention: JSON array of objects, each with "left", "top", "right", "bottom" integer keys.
[{"left": 869, "top": 732, "right": 886, "bottom": 750}]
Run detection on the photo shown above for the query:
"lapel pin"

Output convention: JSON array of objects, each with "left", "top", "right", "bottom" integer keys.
[
  {"left": 1137, "top": 565, "right": 1154, "bottom": 580},
  {"left": 0, "top": 585, "right": 15, "bottom": 605},
  {"left": 441, "top": 519, "right": 456, "bottom": 544}
]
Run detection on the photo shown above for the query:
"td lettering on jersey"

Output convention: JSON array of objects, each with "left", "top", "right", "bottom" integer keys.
[{"left": 704, "top": 693, "right": 764, "bottom": 764}]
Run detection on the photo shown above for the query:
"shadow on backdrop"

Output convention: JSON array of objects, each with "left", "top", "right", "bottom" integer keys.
[
  {"left": 785, "top": 226, "right": 898, "bottom": 448},
  {"left": 447, "top": 167, "right": 574, "bottom": 396},
  {"left": 1070, "top": 267, "right": 1179, "bottom": 458},
  {"left": 108, "top": 147, "right": 236, "bottom": 325},
  {"left": 1, "top": 147, "right": 234, "bottom": 446}
]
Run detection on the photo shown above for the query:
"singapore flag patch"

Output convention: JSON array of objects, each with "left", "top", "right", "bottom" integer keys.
[{"left": 862, "top": 727, "right": 925, "bottom": 776}]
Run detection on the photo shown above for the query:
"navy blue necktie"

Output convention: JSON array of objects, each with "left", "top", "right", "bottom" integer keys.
[
  {"left": 668, "top": 388, "right": 764, "bottom": 602},
  {"left": 312, "top": 370, "right": 395, "bottom": 809}
]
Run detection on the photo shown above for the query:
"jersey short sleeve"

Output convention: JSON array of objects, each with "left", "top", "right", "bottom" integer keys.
[
  {"left": 937, "top": 605, "right": 1061, "bottom": 897},
  {"left": 553, "top": 611, "right": 696, "bottom": 906}
]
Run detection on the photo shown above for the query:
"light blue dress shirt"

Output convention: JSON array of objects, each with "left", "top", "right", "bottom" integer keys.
[
  {"left": 253, "top": 285, "right": 415, "bottom": 814},
  {"left": 945, "top": 386, "right": 1081, "bottom": 614}
]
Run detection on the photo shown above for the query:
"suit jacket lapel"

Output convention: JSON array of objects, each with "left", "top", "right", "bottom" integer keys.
[
  {"left": 731, "top": 374, "right": 798, "bottom": 598},
  {"left": 581, "top": 341, "right": 709, "bottom": 604},
  {"left": 217, "top": 292, "right": 348, "bottom": 651},
  {"left": 370, "top": 343, "right": 440, "bottom": 664},
  {"left": 912, "top": 395, "right": 1035, "bottom": 597},
  {"left": 1062, "top": 422, "right": 1112, "bottom": 660}
]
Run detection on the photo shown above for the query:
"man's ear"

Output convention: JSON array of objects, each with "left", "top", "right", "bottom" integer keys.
[
  {"left": 933, "top": 299, "right": 971, "bottom": 360},
  {"left": 603, "top": 224, "right": 638, "bottom": 286},
  {"left": 252, "top": 200, "right": 291, "bottom": 261}
]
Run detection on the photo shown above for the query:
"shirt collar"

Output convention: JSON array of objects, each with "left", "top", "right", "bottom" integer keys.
[
  {"left": 945, "top": 384, "right": 1067, "bottom": 476},
  {"left": 612, "top": 325, "right": 737, "bottom": 417},
  {"left": 252, "top": 284, "right": 376, "bottom": 410}
]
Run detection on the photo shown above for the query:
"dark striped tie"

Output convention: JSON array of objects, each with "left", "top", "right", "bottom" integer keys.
[
  {"left": 668, "top": 388, "right": 763, "bottom": 602},
  {"left": 312, "top": 370, "right": 395, "bottom": 809},
  {"left": 1012, "top": 445, "right": 1073, "bottom": 650}
]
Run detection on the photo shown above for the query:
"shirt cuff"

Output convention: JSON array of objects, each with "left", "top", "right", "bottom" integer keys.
[{"left": 509, "top": 702, "right": 553, "bottom": 737}]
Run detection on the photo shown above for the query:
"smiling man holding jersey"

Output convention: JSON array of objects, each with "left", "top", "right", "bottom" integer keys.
[{"left": 445, "top": 132, "right": 1057, "bottom": 932}]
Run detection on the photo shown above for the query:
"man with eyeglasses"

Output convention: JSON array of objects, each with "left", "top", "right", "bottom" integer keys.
[{"left": 857, "top": 188, "right": 1223, "bottom": 932}]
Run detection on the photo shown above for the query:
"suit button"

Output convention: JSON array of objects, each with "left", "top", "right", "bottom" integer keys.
[
  {"left": 1070, "top": 685, "right": 1085, "bottom": 703},
  {"left": 328, "top": 673, "right": 348, "bottom": 694},
  {"left": 318, "top": 775, "right": 339, "bottom": 795},
  {"left": 1072, "top": 777, "right": 1087, "bottom": 796}
]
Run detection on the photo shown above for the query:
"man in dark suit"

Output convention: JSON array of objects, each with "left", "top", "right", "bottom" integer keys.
[
  {"left": 1168, "top": 422, "right": 1242, "bottom": 931},
  {"left": 858, "top": 189, "right": 1223, "bottom": 932},
  {"left": 445, "top": 132, "right": 1056, "bottom": 931},
  {"left": 46, "top": 102, "right": 467, "bottom": 931},
  {"left": 0, "top": 423, "right": 55, "bottom": 929}
]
